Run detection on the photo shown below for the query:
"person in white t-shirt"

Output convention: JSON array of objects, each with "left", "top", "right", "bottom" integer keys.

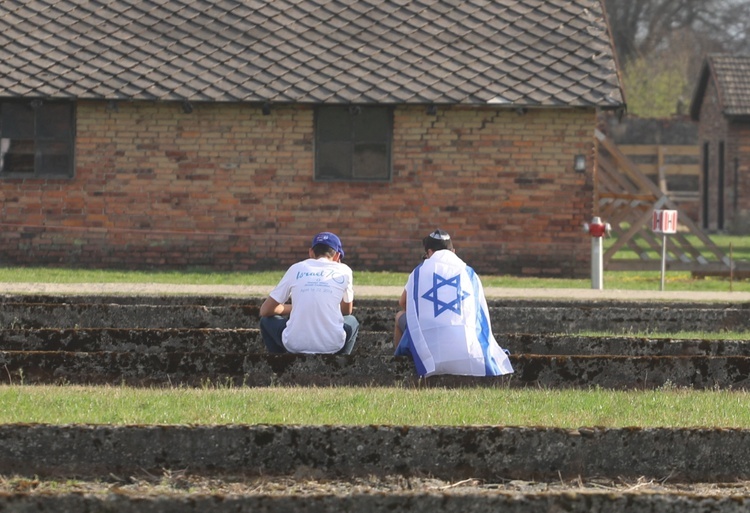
[{"left": 259, "top": 231, "right": 359, "bottom": 354}]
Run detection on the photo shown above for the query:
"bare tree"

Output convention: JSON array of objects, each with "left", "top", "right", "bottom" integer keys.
[
  {"left": 604, "top": 0, "right": 750, "bottom": 66},
  {"left": 706, "top": 0, "right": 750, "bottom": 54},
  {"left": 604, "top": 0, "right": 750, "bottom": 116}
]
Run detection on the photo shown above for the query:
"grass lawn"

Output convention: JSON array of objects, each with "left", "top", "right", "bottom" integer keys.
[
  {"left": 0, "top": 233, "right": 749, "bottom": 291},
  {"left": 0, "top": 266, "right": 749, "bottom": 292},
  {"left": 2, "top": 385, "right": 750, "bottom": 428}
]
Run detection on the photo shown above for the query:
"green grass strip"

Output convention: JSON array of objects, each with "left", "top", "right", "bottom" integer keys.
[
  {"left": 2, "top": 385, "right": 750, "bottom": 428},
  {"left": 578, "top": 330, "right": 750, "bottom": 340},
  {"left": 0, "top": 266, "right": 749, "bottom": 292}
]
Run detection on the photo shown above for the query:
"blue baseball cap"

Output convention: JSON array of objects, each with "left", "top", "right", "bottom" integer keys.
[{"left": 312, "top": 231, "right": 344, "bottom": 258}]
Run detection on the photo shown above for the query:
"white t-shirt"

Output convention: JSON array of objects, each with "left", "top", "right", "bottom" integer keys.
[{"left": 269, "top": 257, "right": 354, "bottom": 353}]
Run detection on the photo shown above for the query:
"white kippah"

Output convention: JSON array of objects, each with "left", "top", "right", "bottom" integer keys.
[{"left": 429, "top": 229, "right": 451, "bottom": 240}]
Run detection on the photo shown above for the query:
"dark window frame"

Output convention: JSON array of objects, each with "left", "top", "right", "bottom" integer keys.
[
  {"left": 718, "top": 140, "right": 725, "bottom": 230},
  {"left": 0, "top": 99, "right": 75, "bottom": 179},
  {"left": 314, "top": 105, "right": 393, "bottom": 182},
  {"left": 701, "top": 141, "right": 709, "bottom": 229}
]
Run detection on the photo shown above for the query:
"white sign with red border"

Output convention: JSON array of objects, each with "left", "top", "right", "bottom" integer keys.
[{"left": 652, "top": 210, "right": 678, "bottom": 234}]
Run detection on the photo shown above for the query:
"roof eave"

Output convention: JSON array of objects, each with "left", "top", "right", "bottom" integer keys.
[{"left": 689, "top": 58, "right": 712, "bottom": 122}]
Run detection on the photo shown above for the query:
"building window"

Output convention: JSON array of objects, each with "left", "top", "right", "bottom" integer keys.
[
  {"left": 0, "top": 100, "right": 75, "bottom": 178},
  {"left": 315, "top": 105, "right": 392, "bottom": 181}
]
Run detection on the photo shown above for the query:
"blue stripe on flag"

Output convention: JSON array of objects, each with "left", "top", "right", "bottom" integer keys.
[
  {"left": 412, "top": 262, "right": 427, "bottom": 376},
  {"left": 468, "top": 266, "right": 500, "bottom": 376},
  {"left": 402, "top": 329, "right": 428, "bottom": 377},
  {"left": 412, "top": 263, "right": 422, "bottom": 318},
  {"left": 397, "top": 261, "right": 428, "bottom": 376}
]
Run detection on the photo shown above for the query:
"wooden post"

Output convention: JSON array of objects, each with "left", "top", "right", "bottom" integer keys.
[{"left": 657, "top": 145, "right": 667, "bottom": 194}]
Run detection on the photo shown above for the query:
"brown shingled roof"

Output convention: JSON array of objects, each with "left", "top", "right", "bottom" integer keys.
[
  {"left": 690, "top": 54, "right": 750, "bottom": 120},
  {"left": 0, "top": 0, "right": 624, "bottom": 108}
]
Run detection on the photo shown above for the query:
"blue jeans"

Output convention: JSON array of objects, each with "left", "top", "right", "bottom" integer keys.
[{"left": 259, "top": 315, "right": 360, "bottom": 355}]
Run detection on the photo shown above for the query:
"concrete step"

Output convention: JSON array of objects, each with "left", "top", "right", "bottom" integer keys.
[
  {"left": 3, "top": 328, "right": 749, "bottom": 357},
  {"left": 2, "top": 351, "right": 749, "bottom": 389},
  {"left": 1, "top": 488, "right": 747, "bottom": 513},
  {"left": 0, "top": 328, "right": 393, "bottom": 355},
  {"left": 501, "top": 333, "right": 750, "bottom": 356},
  {"left": 2, "top": 300, "right": 750, "bottom": 333},
  {"left": 5, "top": 294, "right": 747, "bottom": 309},
  {"left": 0, "top": 303, "right": 260, "bottom": 329},
  {"left": 1, "top": 492, "right": 747, "bottom": 513},
  {"left": 356, "top": 304, "right": 750, "bottom": 334},
  {"left": 2, "top": 424, "right": 749, "bottom": 484},
  {"left": 0, "top": 294, "right": 266, "bottom": 306}
]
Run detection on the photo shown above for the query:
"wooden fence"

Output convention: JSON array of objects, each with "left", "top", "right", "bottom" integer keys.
[
  {"left": 596, "top": 132, "right": 735, "bottom": 273},
  {"left": 616, "top": 145, "right": 700, "bottom": 219}
]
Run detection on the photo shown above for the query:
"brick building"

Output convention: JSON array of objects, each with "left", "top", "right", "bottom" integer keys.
[
  {"left": 690, "top": 54, "right": 750, "bottom": 234},
  {"left": 0, "top": 0, "right": 624, "bottom": 276}
]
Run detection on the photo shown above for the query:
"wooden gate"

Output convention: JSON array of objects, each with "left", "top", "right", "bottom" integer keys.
[{"left": 595, "top": 129, "right": 738, "bottom": 273}]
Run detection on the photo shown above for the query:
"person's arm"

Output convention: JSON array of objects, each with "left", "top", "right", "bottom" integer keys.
[
  {"left": 393, "top": 289, "right": 408, "bottom": 347},
  {"left": 340, "top": 266, "right": 354, "bottom": 315},
  {"left": 259, "top": 296, "right": 292, "bottom": 317}
]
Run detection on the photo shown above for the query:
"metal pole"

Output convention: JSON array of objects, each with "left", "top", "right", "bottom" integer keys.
[
  {"left": 660, "top": 233, "right": 667, "bottom": 291},
  {"left": 730, "top": 242, "right": 734, "bottom": 293},
  {"left": 591, "top": 235, "right": 603, "bottom": 290}
]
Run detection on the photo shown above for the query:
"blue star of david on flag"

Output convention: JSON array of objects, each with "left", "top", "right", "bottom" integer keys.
[{"left": 421, "top": 272, "right": 471, "bottom": 317}]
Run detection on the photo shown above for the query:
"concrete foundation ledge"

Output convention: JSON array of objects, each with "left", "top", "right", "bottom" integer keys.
[
  {"left": 1, "top": 294, "right": 747, "bottom": 309},
  {"left": 3, "top": 301, "right": 750, "bottom": 333},
  {"left": 501, "top": 333, "right": 750, "bottom": 356},
  {"left": 0, "top": 491, "right": 748, "bottom": 513},
  {"left": 0, "top": 328, "right": 394, "bottom": 356},
  {"left": 3, "top": 329, "right": 750, "bottom": 357},
  {"left": 2, "top": 352, "right": 750, "bottom": 389},
  {"left": 0, "top": 303, "right": 261, "bottom": 330},
  {"left": 1, "top": 425, "right": 750, "bottom": 483}
]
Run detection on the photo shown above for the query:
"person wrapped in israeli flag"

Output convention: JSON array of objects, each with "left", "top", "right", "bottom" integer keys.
[{"left": 394, "top": 229, "right": 514, "bottom": 377}]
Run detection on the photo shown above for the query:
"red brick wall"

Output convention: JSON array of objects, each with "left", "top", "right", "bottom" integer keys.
[
  {"left": 695, "top": 76, "right": 750, "bottom": 233},
  {"left": 0, "top": 101, "right": 597, "bottom": 276},
  {"left": 728, "top": 121, "right": 750, "bottom": 233}
]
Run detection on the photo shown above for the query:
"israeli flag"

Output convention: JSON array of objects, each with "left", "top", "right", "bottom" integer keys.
[{"left": 398, "top": 251, "right": 514, "bottom": 377}]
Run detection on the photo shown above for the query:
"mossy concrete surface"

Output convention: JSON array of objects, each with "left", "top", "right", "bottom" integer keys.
[
  {"left": 2, "top": 424, "right": 750, "bottom": 483},
  {"left": 1, "top": 297, "right": 750, "bottom": 333},
  {"left": 2, "top": 294, "right": 750, "bottom": 389},
  {"left": 4, "top": 328, "right": 750, "bottom": 356},
  {"left": 1, "top": 491, "right": 748, "bottom": 513},
  {"left": 2, "top": 351, "right": 750, "bottom": 389}
]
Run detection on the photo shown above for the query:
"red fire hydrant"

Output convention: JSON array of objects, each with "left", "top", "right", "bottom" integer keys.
[
  {"left": 585, "top": 217, "right": 610, "bottom": 238},
  {"left": 583, "top": 216, "right": 610, "bottom": 289}
]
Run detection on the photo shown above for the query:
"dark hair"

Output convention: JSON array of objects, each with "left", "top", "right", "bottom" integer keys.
[
  {"left": 312, "top": 243, "right": 337, "bottom": 258},
  {"left": 423, "top": 231, "right": 453, "bottom": 252}
]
